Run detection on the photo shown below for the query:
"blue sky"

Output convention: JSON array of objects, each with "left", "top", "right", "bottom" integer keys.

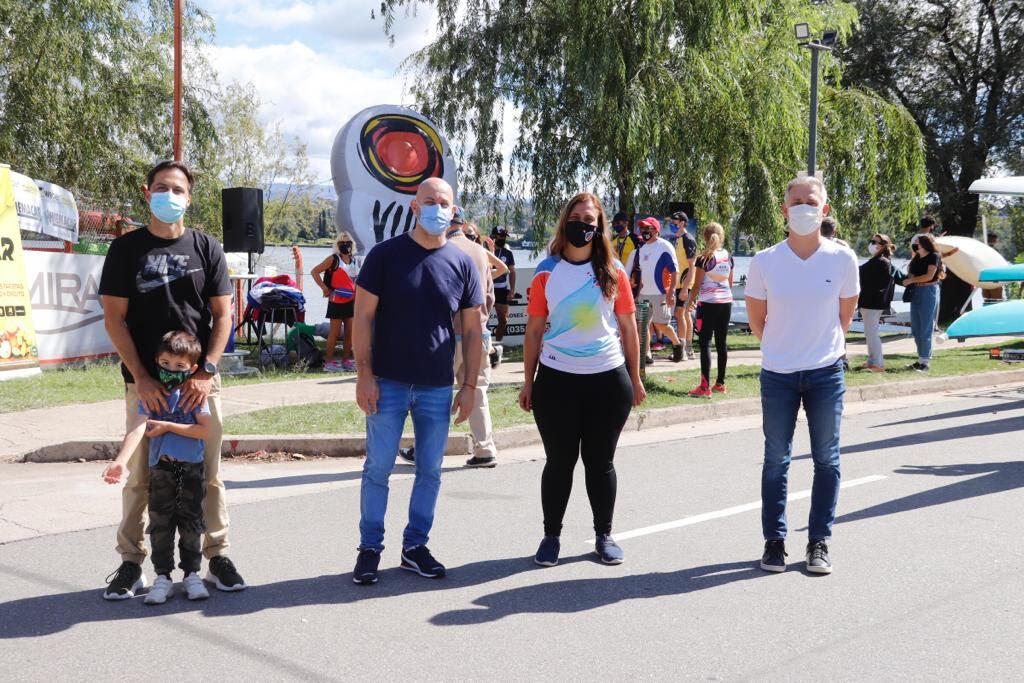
[{"left": 199, "top": 0, "right": 439, "bottom": 183}]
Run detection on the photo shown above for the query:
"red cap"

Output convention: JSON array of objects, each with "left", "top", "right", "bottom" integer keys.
[{"left": 637, "top": 217, "right": 661, "bottom": 231}]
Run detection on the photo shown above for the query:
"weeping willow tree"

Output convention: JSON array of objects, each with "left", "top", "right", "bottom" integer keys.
[{"left": 379, "top": 0, "right": 926, "bottom": 245}]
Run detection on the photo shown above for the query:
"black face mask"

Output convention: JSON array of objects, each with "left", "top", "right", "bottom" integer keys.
[
  {"left": 613, "top": 224, "right": 626, "bottom": 235},
  {"left": 566, "top": 220, "right": 598, "bottom": 248},
  {"left": 338, "top": 243, "right": 352, "bottom": 255},
  {"left": 494, "top": 238, "right": 506, "bottom": 248},
  {"left": 640, "top": 231, "right": 653, "bottom": 242}
]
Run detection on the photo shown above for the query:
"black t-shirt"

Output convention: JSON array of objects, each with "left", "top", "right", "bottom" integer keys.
[
  {"left": 909, "top": 251, "right": 941, "bottom": 282},
  {"left": 493, "top": 246, "right": 515, "bottom": 288},
  {"left": 99, "top": 227, "right": 232, "bottom": 383}
]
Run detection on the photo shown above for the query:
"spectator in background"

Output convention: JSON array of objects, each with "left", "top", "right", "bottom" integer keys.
[
  {"left": 625, "top": 217, "right": 684, "bottom": 363},
  {"left": 611, "top": 211, "right": 639, "bottom": 265},
  {"left": 685, "top": 222, "right": 734, "bottom": 397},
  {"left": 667, "top": 211, "right": 697, "bottom": 360},
  {"left": 857, "top": 233, "right": 898, "bottom": 372},
  {"left": 911, "top": 215, "right": 939, "bottom": 248},
  {"left": 820, "top": 216, "right": 849, "bottom": 249},
  {"left": 490, "top": 226, "right": 517, "bottom": 367},
  {"left": 312, "top": 231, "right": 361, "bottom": 372},
  {"left": 903, "top": 234, "right": 943, "bottom": 372}
]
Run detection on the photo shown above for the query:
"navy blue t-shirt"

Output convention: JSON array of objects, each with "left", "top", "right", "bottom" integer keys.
[{"left": 358, "top": 233, "right": 483, "bottom": 386}]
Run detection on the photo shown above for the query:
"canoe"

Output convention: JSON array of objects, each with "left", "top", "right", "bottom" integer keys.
[
  {"left": 946, "top": 300, "right": 1024, "bottom": 339},
  {"left": 933, "top": 236, "right": 1007, "bottom": 288},
  {"left": 978, "top": 263, "right": 1024, "bottom": 286}
]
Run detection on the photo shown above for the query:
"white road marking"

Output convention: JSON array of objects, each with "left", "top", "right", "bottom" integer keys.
[{"left": 587, "top": 474, "right": 888, "bottom": 543}]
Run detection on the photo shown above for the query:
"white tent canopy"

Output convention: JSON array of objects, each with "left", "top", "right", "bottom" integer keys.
[{"left": 969, "top": 176, "right": 1024, "bottom": 197}]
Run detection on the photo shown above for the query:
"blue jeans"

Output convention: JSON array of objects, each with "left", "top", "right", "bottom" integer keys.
[
  {"left": 359, "top": 378, "right": 453, "bottom": 551},
  {"left": 760, "top": 360, "right": 845, "bottom": 542},
  {"left": 910, "top": 284, "right": 940, "bottom": 364}
]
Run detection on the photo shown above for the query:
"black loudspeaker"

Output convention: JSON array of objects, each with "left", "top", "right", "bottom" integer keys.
[
  {"left": 665, "top": 201, "right": 695, "bottom": 221},
  {"left": 222, "top": 187, "right": 265, "bottom": 254}
]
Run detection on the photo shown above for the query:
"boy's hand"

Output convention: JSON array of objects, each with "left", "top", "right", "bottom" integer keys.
[
  {"left": 102, "top": 463, "right": 125, "bottom": 484},
  {"left": 146, "top": 419, "right": 170, "bottom": 436}
]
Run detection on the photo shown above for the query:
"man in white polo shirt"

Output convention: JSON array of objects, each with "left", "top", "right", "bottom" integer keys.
[
  {"left": 625, "top": 216, "right": 683, "bottom": 363},
  {"left": 744, "top": 176, "right": 859, "bottom": 575}
]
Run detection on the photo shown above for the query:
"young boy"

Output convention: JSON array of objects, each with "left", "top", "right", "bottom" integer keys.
[{"left": 102, "top": 330, "right": 213, "bottom": 604}]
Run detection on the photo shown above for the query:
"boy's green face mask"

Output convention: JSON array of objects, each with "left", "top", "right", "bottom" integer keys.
[{"left": 158, "top": 367, "right": 190, "bottom": 391}]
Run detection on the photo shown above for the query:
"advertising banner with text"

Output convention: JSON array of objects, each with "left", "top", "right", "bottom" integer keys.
[{"left": 0, "top": 165, "right": 41, "bottom": 380}]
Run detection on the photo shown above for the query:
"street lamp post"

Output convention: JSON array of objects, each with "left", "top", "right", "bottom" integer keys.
[
  {"left": 794, "top": 24, "right": 837, "bottom": 177},
  {"left": 173, "top": 0, "right": 183, "bottom": 161}
]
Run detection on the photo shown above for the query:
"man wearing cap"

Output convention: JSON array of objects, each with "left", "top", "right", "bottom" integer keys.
[
  {"left": 611, "top": 212, "right": 639, "bottom": 265},
  {"left": 626, "top": 216, "right": 684, "bottom": 363},
  {"left": 490, "top": 226, "right": 516, "bottom": 363},
  {"left": 666, "top": 211, "right": 697, "bottom": 360}
]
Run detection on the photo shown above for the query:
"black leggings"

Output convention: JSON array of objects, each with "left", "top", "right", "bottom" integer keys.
[
  {"left": 531, "top": 363, "right": 633, "bottom": 536},
  {"left": 696, "top": 302, "right": 731, "bottom": 385}
]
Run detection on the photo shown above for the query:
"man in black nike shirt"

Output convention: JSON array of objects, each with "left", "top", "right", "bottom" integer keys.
[{"left": 98, "top": 160, "right": 246, "bottom": 599}]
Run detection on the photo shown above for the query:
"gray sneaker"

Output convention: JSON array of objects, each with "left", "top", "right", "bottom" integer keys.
[{"left": 806, "top": 540, "right": 832, "bottom": 574}]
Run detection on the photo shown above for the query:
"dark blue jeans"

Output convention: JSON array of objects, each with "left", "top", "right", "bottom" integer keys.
[{"left": 760, "top": 360, "right": 844, "bottom": 542}]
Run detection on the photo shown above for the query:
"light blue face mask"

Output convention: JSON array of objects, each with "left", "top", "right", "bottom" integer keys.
[
  {"left": 149, "top": 191, "right": 189, "bottom": 223},
  {"left": 417, "top": 203, "right": 453, "bottom": 235}
]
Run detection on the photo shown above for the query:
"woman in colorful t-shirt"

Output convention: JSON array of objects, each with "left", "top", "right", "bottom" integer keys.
[
  {"left": 312, "top": 231, "right": 361, "bottom": 372},
  {"left": 519, "top": 192, "right": 645, "bottom": 568},
  {"left": 685, "top": 222, "right": 734, "bottom": 397}
]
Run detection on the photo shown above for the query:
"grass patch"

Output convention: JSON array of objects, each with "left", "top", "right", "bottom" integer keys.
[{"left": 222, "top": 342, "right": 1024, "bottom": 435}]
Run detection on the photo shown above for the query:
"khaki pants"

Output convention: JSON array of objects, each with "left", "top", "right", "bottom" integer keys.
[
  {"left": 454, "top": 338, "right": 497, "bottom": 458},
  {"left": 116, "top": 376, "right": 229, "bottom": 564}
]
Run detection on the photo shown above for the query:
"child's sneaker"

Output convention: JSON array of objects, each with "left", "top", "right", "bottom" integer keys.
[
  {"left": 712, "top": 383, "right": 727, "bottom": 394},
  {"left": 183, "top": 572, "right": 209, "bottom": 600},
  {"left": 144, "top": 574, "right": 174, "bottom": 605},
  {"left": 341, "top": 359, "right": 357, "bottom": 372}
]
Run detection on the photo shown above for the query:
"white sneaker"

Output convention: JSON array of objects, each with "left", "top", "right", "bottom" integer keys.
[
  {"left": 183, "top": 572, "right": 210, "bottom": 600},
  {"left": 144, "top": 574, "right": 174, "bottom": 605}
]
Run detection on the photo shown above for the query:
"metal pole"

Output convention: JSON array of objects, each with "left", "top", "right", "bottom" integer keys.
[
  {"left": 807, "top": 45, "right": 820, "bottom": 176},
  {"left": 173, "top": 0, "right": 183, "bottom": 161}
]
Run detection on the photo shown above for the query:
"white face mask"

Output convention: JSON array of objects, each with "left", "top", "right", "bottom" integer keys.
[
  {"left": 787, "top": 204, "right": 821, "bottom": 236},
  {"left": 867, "top": 243, "right": 880, "bottom": 256}
]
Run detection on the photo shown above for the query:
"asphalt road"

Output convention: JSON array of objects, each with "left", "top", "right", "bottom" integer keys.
[{"left": 2, "top": 385, "right": 1023, "bottom": 680}]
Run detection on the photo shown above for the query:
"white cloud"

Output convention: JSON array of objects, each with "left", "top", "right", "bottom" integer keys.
[{"left": 205, "top": 40, "right": 416, "bottom": 181}]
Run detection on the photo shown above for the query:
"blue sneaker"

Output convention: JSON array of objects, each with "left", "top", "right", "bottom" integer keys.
[
  {"left": 353, "top": 548, "right": 381, "bottom": 584},
  {"left": 595, "top": 534, "right": 624, "bottom": 564},
  {"left": 400, "top": 545, "right": 446, "bottom": 578},
  {"left": 534, "top": 535, "right": 560, "bottom": 567}
]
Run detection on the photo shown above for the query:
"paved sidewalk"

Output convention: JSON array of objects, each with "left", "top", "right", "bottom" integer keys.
[{"left": 0, "top": 334, "right": 1012, "bottom": 461}]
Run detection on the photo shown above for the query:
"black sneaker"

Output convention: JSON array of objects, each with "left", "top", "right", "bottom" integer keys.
[
  {"left": 534, "top": 535, "right": 560, "bottom": 567},
  {"left": 397, "top": 446, "right": 415, "bottom": 465},
  {"left": 671, "top": 344, "right": 684, "bottom": 363},
  {"left": 760, "top": 540, "right": 787, "bottom": 573},
  {"left": 465, "top": 455, "right": 497, "bottom": 468},
  {"left": 489, "top": 346, "right": 502, "bottom": 369},
  {"left": 806, "top": 540, "right": 832, "bottom": 574},
  {"left": 400, "top": 545, "right": 446, "bottom": 578},
  {"left": 353, "top": 548, "right": 381, "bottom": 585},
  {"left": 645, "top": 355, "right": 654, "bottom": 365},
  {"left": 206, "top": 556, "right": 247, "bottom": 591},
  {"left": 103, "top": 561, "right": 146, "bottom": 601},
  {"left": 907, "top": 361, "right": 930, "bottom": 372}
]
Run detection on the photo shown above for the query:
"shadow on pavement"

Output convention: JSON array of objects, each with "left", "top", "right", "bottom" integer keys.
[
  {"left": 224, "top": 470, "right": 363, "bottom": 489},
  {"left": 0, "top": 553, "right": 596, "bottom": 639},
  {"left": 873, "top": 399, "right": 1024, "bottom": 429},
  {"left": 430, "top": 561, "right": 762, "bottom": 626},
  {"left": 834, "top": 461, "right": 1024, "bottom": 527}
]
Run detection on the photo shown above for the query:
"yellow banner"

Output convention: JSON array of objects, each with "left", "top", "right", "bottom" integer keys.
[{"left": 0, "top": 164, "right": 41, "bottom": 378}]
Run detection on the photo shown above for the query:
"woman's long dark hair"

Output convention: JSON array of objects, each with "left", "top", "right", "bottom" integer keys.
[
  {"left": 914, "top": 234, "right": 945, "bottom": 280},
  {"left": 871, "top": 233, "right": 895, "bottom": 259},
  {"left": 549, "top": 192, "right": 618, "bottom": 300}
]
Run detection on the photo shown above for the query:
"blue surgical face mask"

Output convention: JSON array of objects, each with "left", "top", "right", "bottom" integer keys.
[
  {"left": 417, "top": 203, "right": 453, "bottom": 235},
  {"left": 149, "top": 191, "right": 189, "bottom": 223}
]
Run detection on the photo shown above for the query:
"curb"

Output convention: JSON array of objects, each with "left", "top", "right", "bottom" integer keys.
[{"left": 15, "top": 368, "right": 1024, "bottom": 464}]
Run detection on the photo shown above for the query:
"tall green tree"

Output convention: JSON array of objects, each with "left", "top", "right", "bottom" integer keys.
[
  {"left": 842, "top": 0, "right": 1024, "bottom": 238},
  {"left": 380, "top": 0, "right": 926, "bottom": 244},
  {"left": 0, "top": 0, "right": 218, "bottom": 212}
]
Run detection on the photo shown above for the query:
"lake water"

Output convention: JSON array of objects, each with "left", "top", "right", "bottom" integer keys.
[{"left": 248, "top": 244, "right": 908, "bottom": 325}]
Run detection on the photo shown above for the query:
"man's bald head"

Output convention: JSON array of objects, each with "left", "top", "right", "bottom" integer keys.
[{"left": 415, "top": 177, "right": 454, "bottom": 207}]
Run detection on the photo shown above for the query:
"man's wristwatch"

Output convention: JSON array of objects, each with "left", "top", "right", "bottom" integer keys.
[{"left": 203, "top": 360, "right": 218, "bottom": 375}]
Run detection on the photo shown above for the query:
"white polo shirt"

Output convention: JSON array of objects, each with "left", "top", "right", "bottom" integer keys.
[{"left": 744, "top": 239, "right": 859, "bottom": 374}]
